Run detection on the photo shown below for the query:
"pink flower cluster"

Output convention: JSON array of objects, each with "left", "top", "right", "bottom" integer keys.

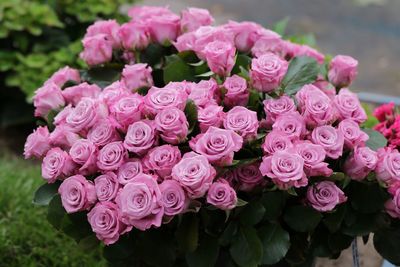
[{"left": 374, "top": 103, "right": 400, "bottom": 149}]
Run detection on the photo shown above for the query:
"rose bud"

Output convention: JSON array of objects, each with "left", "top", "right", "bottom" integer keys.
[
  {"left": 121, "top": 64, "right": 153, "bottom": 92},
  {"left": 344, "top": 146, "right": 378, "bottom": 181},
  {"left": 118, "top": 21, "right": 150, "bottom": 50},
  {"left": 181, "top": 7, "right": 214, "bottom": 33},
  {"left": 80, "top": 34, "right": 113, "bottom": 66},
  {"left": 207, "top": 179, "right": 237, "bottom": 210},
  {"left": 24, "top": 126, "right": 51, "bottom": 159},
  {"left": 203, "top": 40, "right": 236, "bottom": 77},
  {"left": 85, "top": 19, "right": 121, "bottom": 48},
  {"left": 328, "top": 55, "right": 358, "bottom": 88},
  {"left": 33, "top": 82, "right": 65, "bottom": 118}
]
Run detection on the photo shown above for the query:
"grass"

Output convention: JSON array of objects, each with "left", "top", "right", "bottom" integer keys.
[{"left": 0, "top": 154, "right": 106, "bottom": 267}]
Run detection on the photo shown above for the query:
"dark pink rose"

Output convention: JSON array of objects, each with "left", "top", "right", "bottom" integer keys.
[
  {"left": 207, "top": 179, "right": 237, "bottom": 210},
  {"left": 307, "top": 181, "right": 347, "bottom": 212},
  {"left": 374, "top": 102, "right": 395, "bottom": 123},
  {"left": 97, "top": 141, "right": 127, "bottom": 171},
  {"left": 24, "top": 126, "right": 51, "bottom": 159},
  {"left": 234, "top": 162, "right": 265, "bottom": 192},
  {"left": 58, "top": 175, "right": 96, "bottom": 213}
]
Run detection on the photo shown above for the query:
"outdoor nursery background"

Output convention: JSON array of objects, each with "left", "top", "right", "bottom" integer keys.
[{"left": 1, "top": 0, "right": 399, "bottom": 267}]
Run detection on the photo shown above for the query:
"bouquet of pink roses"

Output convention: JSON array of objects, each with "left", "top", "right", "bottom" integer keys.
[{"left": 24, "top": 5, "right": 400, "bottom": 267}]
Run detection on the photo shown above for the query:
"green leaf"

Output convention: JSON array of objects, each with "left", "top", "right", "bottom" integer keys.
[
  {"left": 236, "top": 198, "right": 248, "bottom": 207},
  {"left": 184, "top": 99, "right": 198, "bottom": 135},
  {"left": 186, "top": 234, "right": 220, "bottom": 267},
  {"left": 232, "top": 54, "right": 252, "bottom": 75},
  {"left": 283, "top": 205, "right": 322, "bottom": 232},
  {"left": 138, "top": 230, "right": 177, "bottom": 267},
  {"left": 261, "top": 191, "right": 286, "bottom": 221},
  {"left": 363, "top": 128, "right": 387, "bottom": 151},
  {"left": 350, "top": 181, "right": 388, "bottom": 213},
  {"left": 176, "top": 214, "right": 199, "bottom": 253},
  {"left": 163, "top": 55, "right": 196, "bottom": 84},
  {"left": 273, "top": 17, "right": 290, "bottom": 36},
  {"left": 342, "top": 212, "right": 379, "bottom": 236},
  {"left": 80, "top": 66, "right": 121, "bottom": 88},
  {"left": 239, "top": 200, "right": 266, "bottom": 226},
  {"left": 258, "top": 222, "right": 290, "bottom": 265},
  {"left": 78, "top": 235, "right": 99, "bottom": 252},
  {"left": 219, "top": 221, "right": 238, "bottom": 246},
  {"left": 33, "top": 182, "right": 60, "bottom": 205},
  {"left": 323, "top": 205, "right": 347, "bottom": 233},
  {"left": 196, "top": 71, "right": 214, "bottom": 78},
  {"left": 230, "top": 226, "right": 263, "bottom": 267},
  {"left": 103, "top": 236, "right": 135, "bottom": 262},
  {"left": 374, "top": 228, "right": 400, "bottom": 265},
  {"left": 281, "top": 56, "right": 319, "bottom": 95},
  {"left": 46, "top": 195, "right": 66, "bottom": 230}
]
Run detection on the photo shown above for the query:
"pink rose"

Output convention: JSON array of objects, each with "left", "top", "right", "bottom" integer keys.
[
  {"left": 124, "top": 120, "right": 157, "bottom": 155},
  {"left": 234, "top": 162, "right": 265, "bottom": 192},
  {"left": 110, "top": 94, "right": 143, "bottom": 131},
  {"left": 297, "top": 45, "right": 325, "bottom": 64},
  {"left": 100, "top": 81, "right": 130, "bottom": 106},
  {"left": 117, "top": 159, "right": 143, "bottom": 185},
  {"left": 118, "top": 21, "right": 150, "bottom": 50},
  {"left": 58, "top": 174, "right": 96, "bottom": 213},
  {"left": 224, "top": 21, "right": 264, "bottom": 52},
  {"left": 147, "top": 13, "right": 180, "bottom": 44},
  {"left": 173, "top": 32, "right": 196, "bottom": 52},
  {"left": 128, "top": 6, "right": 172, "bottom": 21},
  {"left": 344, "top": 146, "right": 378, "bottom": 181},
  {"left": 87, "top": 119, "right": 120, "bottom": 147},
  {"left": 198, "top": 105, "right": 225, "bottom": 132},
  {"left": 143, "top": 145, "right": 181, "bottom": 178},
  {"left": 292, "top": 141, "right": 332, "bottom": 177},
  {"left": 223, "top": 75, "right": 249, "bottom": 108},
  {"left": 374, "top": 102, "right": 395, "bottom": 123},
  {"left": 262, "top": 130, "right": 293, "bottom": 155},
  {"left": 121, "top": 64, "right": 153, "bottom": 92},
  {"left": 203, "top": 40, "right": 236, "bottom": 76},
  {"left": 42, "top": 147, "right": 76, "bottom": 183},
  {"left": 181, "top": 7, "right": 214, "bottom": 32},
  {"left": 97, "top": 141, "right": 127, "bottom": 171},
  {"left": 328, "top": 55, "right": 358, "bottom": 88},
  {"left": 46, "top": 66, "right": 80, "bottom": 88},
  {"left": 85, "top": 19, "right": 120, "bottom": 48},
  {"left": 154, "top": 108, "right": 189, "bottom": 145},
  {"left": 33, "top": 82, "right": 65, "bottom": 118},
  {"left": 224, "top": 106, "right": 259, "bottom": 140},
  {"left": 311, "top": 126, "right": 344, "bottom": 159},
  {"left": 307, "top": 181, "right": 347, "bottom": 212},
  {"left": 251, "top": 30, "right": 283, "bottom": 57},
  {"left": 87, "top": 202, "right": 131, "bottom": 245},
  {"left": 144, "top": 86, "right": 187, "bottom": 117},
  {"left": 53, "top": 105, "right": 72, "bottom": 126},
  {"left": 24, "top": 126, "right": 51, "bottom": 159},
  {"left": 190, "top": 127, "right": 243, "bottom": 166},
  {"left": 94, "top": 172, "right": 120, "bottom": 202},
  {"left": 272, "top": 112, "right": 306, "bottom": 141},
  {"left": 159, "top": 179, "right": 189, "bottom": 216},
  {"left": 338, "top": 119, "right": 369, "bottom": 149},
  {"left": 164, "top": 81, "right": 194, "bottom": 95},
  {"left": 49, "top": 125, "right": 80, "bottom": 149},
  {"left": 80, "top": 34, "right": 113, "bottom": 66},
  {"left": 250, "top": 53, "right": 288, "bottom": 92},
  {"left": 192, "top": 26, "right": 234, "bottom": 59},
  {"left": 207, "top": 179, "right": 237, "bottom": 210},
  {"left": 66, "top": 98, "right": 108, "bottom": 133},
  {"left": 171, "top": 152, "right": 216, "bottom": 198},
  {"left": 334, "top": 88, "right": 367, "bottom": 123},
  {"left": 62, "top": 82, "right": 101, "bottom": 106},
  {"left": 70, "top": 139, "right": 98, "bottom": 175},
  {"left": 263, "top": 96, "right": 296, "bottom": 125},
  {"left": 117, "top": 174, "right": 164, "bottom": 231},
  {"left": 189, "top": 79, "right": 218, "bottom": 107},
  {"left": 375, "top": 148, "right": 400, "bottom": 184},
  {"left": 385, "top": 182, "right": 400, "bottom": 218}
]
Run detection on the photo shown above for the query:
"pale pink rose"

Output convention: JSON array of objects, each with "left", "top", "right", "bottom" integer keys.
[
  {"left": 203, "top": 40, "right": 236, "bottom": 76},
  {"left": 260, "top": 151, "right": 307, "bottom": 189},
  {"left": 143, "top": 86, "right": 187, "bottom": 117},
  {"left": 171, "top": 152, "right": 216, "bottom": 198},
  {"left": 49, "top": 125, "right": 80, "bottom": 149},
  {"left": 45, "top": 66, "right": 80, "bottom": 88},
  {"left": 334, "top": 88, "right": 367, "bottom": 123},
  {"left": 344, "top": 146, "right": 377, "bottom": 181},
  {"left": 307, "top": 181, "right": 347, "bottom": 212},
  {"left": 118, "top": 21, "right": 150, "bottom": 50},
  {"left": 272, "top": 112, "right": 307, "bottom": 141},
  {"left": 159, "top": 179, "right": 189, "bottom": 216},
  {"left": 224, "top": 21, "right": 263, "bottom": 52},
  {"left": 99, "top": 81, "right": 130, "bottom": 106},
  {"left": 121, "top": 64, "right": 153, "bottom": 92},
  {"left": 311, "top": 126, "right": 344, "bottom": 159},
  {"left": 87, "top": 119, "right": 121, "bottom": 147},
  {"left": 94, "top": 172, "right": 120, "bottom": 202},
  {"left": 33, "top": 82, "right": 65, "bottom": 118},
  {"left": 224, "top": 106, "right": 259, "bottom": 140},
  {"left": 80, "top": 34, "right": 113, "bottom": 66},
  {"left": 251, "top": 30, "right": 283, "bottom": 57},
  {"left": 154, "top": 108, "right": 189, "bottom": 145},
  {"left": 207, "top": 179, "right": 237, "bottom": 210},
  {"left": 198, "top": 105, "right": 225, "bottom": 132},
  {"left": 189, "top": 127, "right": 243, "bottom": 166},
  {"left": 192, "top": 26, "right": 234, "bottom": 60},
  {"left": 189, "top": 79, "right": 218, "bottom": 107},
  {"left": 117, "top": 174, "right": 164, "bottom": 231},
  {"left": 62, "top": 82, "right": 101, "bottom": 106},
  {"left": 338, "top": 119, "right": 369, "bottom": 149},
  {"left": 385, "top": 182, "right": 400, "bottom": 218},
  {"left": 124, "top": 120, "right": 157, "bottom": 155},
  {"left": 181, "top": 7, "right": 214, "bottom": 32},
  {"left": 110, "top": 94, "right": 143, "bottom": 131},
  {"left": 66, "top": 98, "right": 108, "bottom": 133},
  {"left": 173, "top": 31, "right": 196, "bottom": 52},
  {"left": 87, "top": 202, "right": 131, "bottom": 245},
  {"left": 85, "top": 19, "right": 121, "bottom": 48},
  {"left": 375, "top": 148, "right": 400, "bottom": 184},
  {"left": 24, "top": 126, "right": 51, "bottom": 159},
  {"left": 128, "top": 6, "right": 173, "bottom": 21},
  {"left": 117, "top": 159, "right": 143, "bottom": 185},
  {"left": 328, "top": 55, "right": 358, "bottom": 88},
  {"left": 59, "top": 175, "right": 96, "bottom": 213},
  {"left": 292, "top": 141, "right": 332, "bottom": 177},
  {"left": 263, "top": 96, "right": 296, "bottom": 125},
  {"left": 143, "top": 145, "right": 181, "bottom": 178},
  {"left": 69, "top": 139, "right": 98, "bottom": 175},
  {"left": 223, "top": 75, "right": 249, "bottom": 108},
  {"left": 42, "top": 147, "right": 76, "bottom": 183},
  {"left": 147, "top": 13, "right": 180, "bottom": 44},
  {"left": 250, "top": 53, "right": 288, "bottom": 92},
  {"left": 97, "top": 141, "right": 127, "bottom": 171},
  {"left": 234, "top": 162, "right": 265, "bottom": 192},
  {"left": 262, "top": 130, "right": 293, "bottom": 155}
]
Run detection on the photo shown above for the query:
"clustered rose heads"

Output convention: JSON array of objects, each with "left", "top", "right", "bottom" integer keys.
[{"left": 24, "top": 5, "right": 395, "bottom": 246}]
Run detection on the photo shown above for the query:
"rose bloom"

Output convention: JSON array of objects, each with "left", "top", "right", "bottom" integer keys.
[
  {"left": 223, "top": 75, "right": 249, "bottom": 108},
  {"left": 251, "top": 30, "right": 283, "bottom": 58},
  {"left": 42, "top": 147, "right": 76, "bottom": 183},
  {"left": 263, "top": 96, "right": 296, "bottom": 125},
  {"left": 128, "top": 6, "right": 173, "bottom": 21},
  {"left": 207, "top": 179, "right": 237, "bottom": 210},
  {"left": 97, "top": 141, "right": 127, "bottom": 171},
  {"left": 250, "top": 52, "right": 288, "bottom": 92},
  {"left": 180, "top": 7, "right": 214, "bottom": 32},
  {"left": 159, "top": 179, "right": 189, "bottom": 216},
  {"left": 189, "top": 79, "right": 218, "bottom": 107},
  {"left": 198, "top": 104, "right": 225, "bottom": 132},
  {"left": 85, "top": 19, "right": 121, "bottom": 48},
  {"left": 385, "top": 182, "right": 400, "bottom": 219},
  {"left": 147, "top": 13, "right": 181, "bottom": 44},
  {"left": 80, "top": 34, "right": 113, "bottom": 66},
  {"left": 164, "top": 81, "right": 194, "bottom": 95},
  {"left": 334, "top": 88, "right": 367, "bottom": 123},
  {"left": 143, "top": 86, "right": 187, "bottom": 117},
  {"left": 272, "top": 112, "right": 307, "bottom": 141},
  {"left": 203, "top": 40, "right": 236, "bottom": 77},
  {"left": 94, "top": 172, "right": 120, "bottom": 202},
  {"left": 87, "top": 202, "right": 131, "bottom": 245},
  {"left": 307, "top": 181, "right": 347, "bottom": 212},
  {"left": 234, "top": 162, "right": 265, "bottom": 192},
  {"left": 192, "top": 26, "right": 234, "bottom": 60},
  {"left": 338, "top": 119, "right": 369, "bottom": 149},
  {"left": 62, "top": 82, "right": 101, "bottom": 106},
  {"left": 224, "top": 21, "right": 263, "bottom": 52},
  {"left": 292, "top": 141, "right": 332, "bottom": 177},
  {"left": 375, "top": 148, "right": 400, "bottom": 184},
  {"left": 262, "top": 130, "right": 293, "bottom": 155},
  {"left": 58, "top": 175, "right": 96, "bottom": 213},
  {"left": 154, "top": 108, "right": 189, "bottom": 145},
  {"left": 46, "top": 66, "right": 80, "bottom": 88},
  {"left": 172, "top": 152, "right": 216, "bottom": 198},
  {"left": 121, "top": 64, "right": 153, "bottom": 92},
  {"left": 117, "top": 174, "right": 164, "bottom": 231},
  {"left": 190, "top": 127, "right": 243, "bottom": 166},
  {"left": 143, "top": 145, "right": 181, "bottom": 178},
  {"left": 24, "top": 126, "right": 51, "bottom": 159},
  {"left": 374, "top": 102, "right": 395, "bottom": 123},
  {"left": 328, "top": 55, "right": 358, "bottom": 88},
  {"left": 99, "top": 81, "right": 130, "bottom": 106},
  {"left": 49, "top": 125, "right": 80, "bottom": 150},
  {"left": 173, "top": 31, "right": 196, "bottom": 52},
  {"left": 117, "top": 159, "right": 143, "bottom": 185},
  {"left": 224, "top": 106, "right": 259, "bottom": 140},
  {"left": 124, "top": 120, "right": 157, "bottom": 155},
  {"left": 87, "top": 119, "right": 120, "bottom": 147},
  {"left": 33, "top": 82, "right": 65, "bottom": 118},
  {"left": 69, "top": 139, "right": 98, "bottom": 175},
  {"left": 344, "top": 146, "right": 378, "bottom": 181},
  {"left": 118, "top": 21, "right": 150, "bottom": 50},
  {"left": 311, "top": 125, "right": 344, "bottom": 159},
  {"left": 110, "top": 94, "right": 143, "bottom": 131}
]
